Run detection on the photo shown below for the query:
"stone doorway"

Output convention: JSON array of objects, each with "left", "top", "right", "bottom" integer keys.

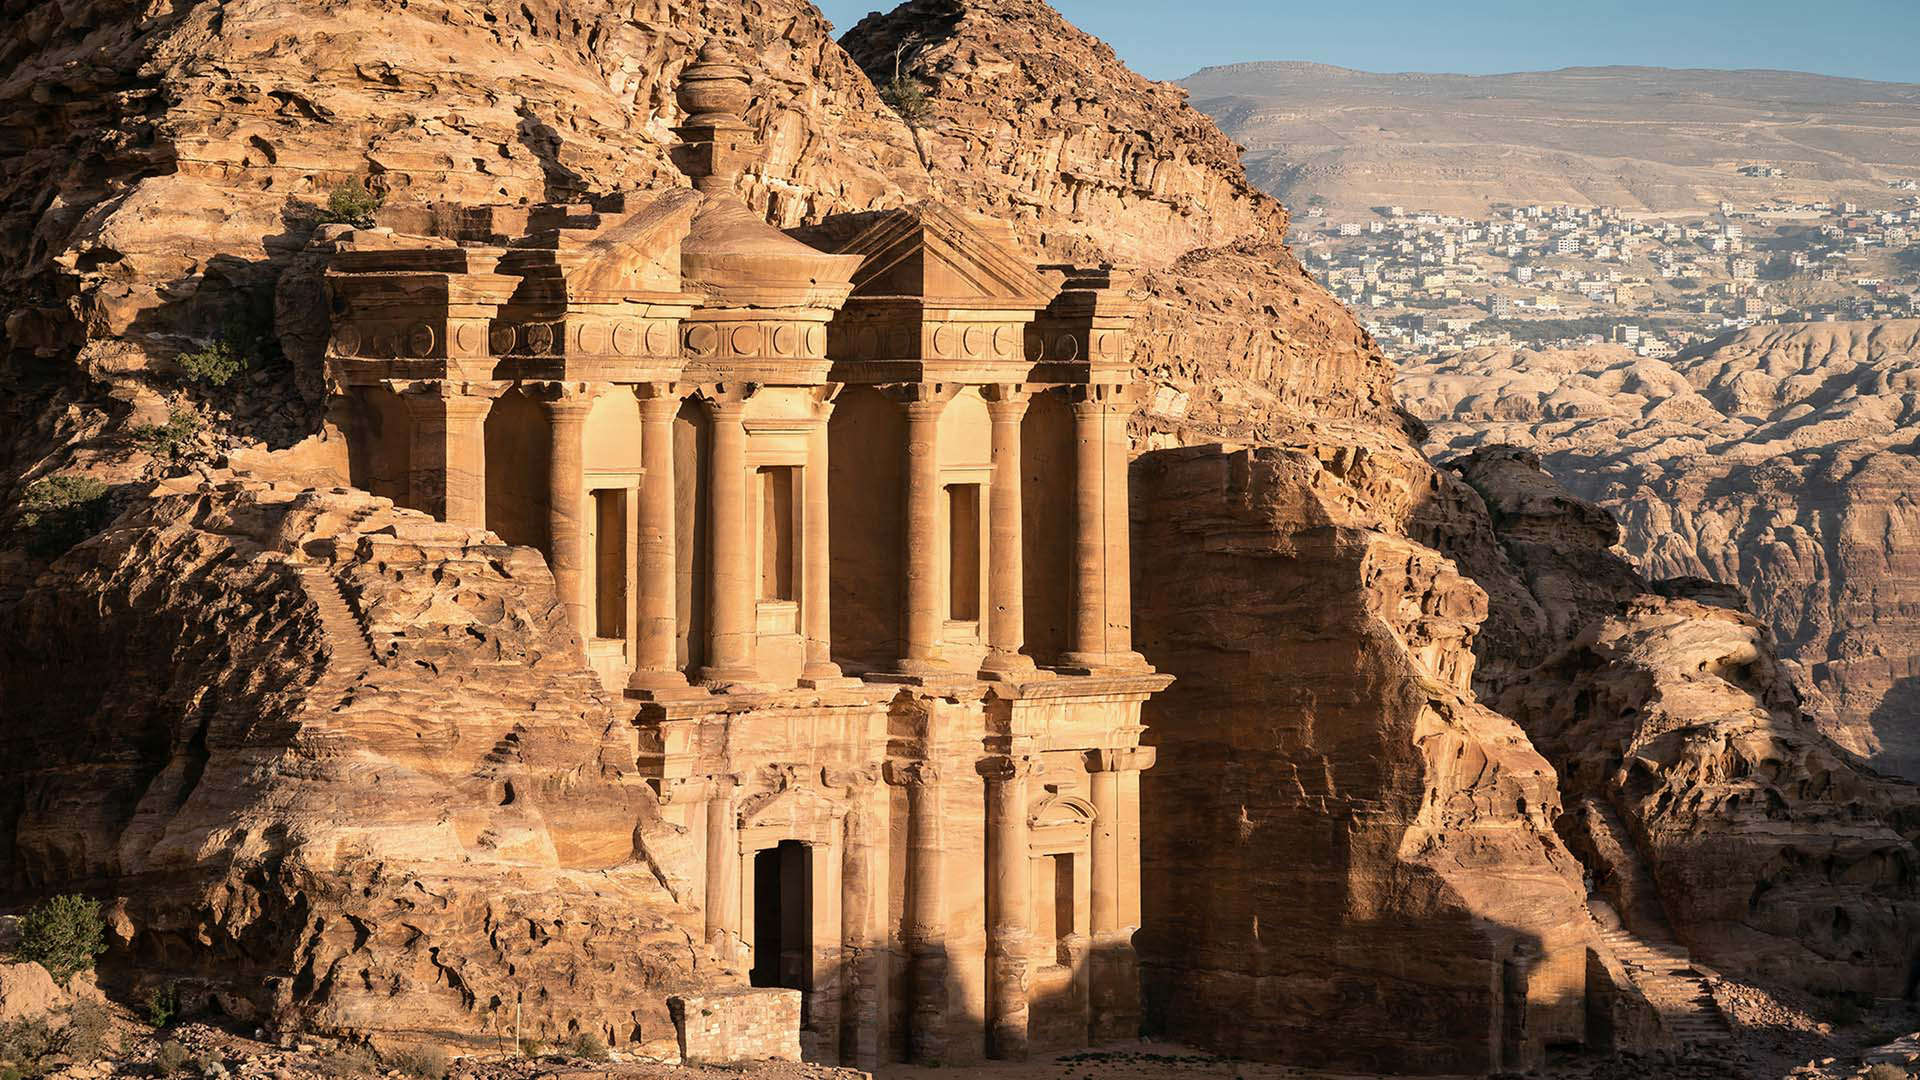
[{"left": 750, "top": 840, "right": 813, "bottom": 998}]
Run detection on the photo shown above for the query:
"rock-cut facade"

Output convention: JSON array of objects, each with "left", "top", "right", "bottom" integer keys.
[{"left": 319, "top": 43, "right": 1171, "bottom": 1068}]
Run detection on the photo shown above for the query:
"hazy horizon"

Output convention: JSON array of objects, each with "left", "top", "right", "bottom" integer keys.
[{"left": 814, "top": 0, "right": 1918, "bottom": 86}]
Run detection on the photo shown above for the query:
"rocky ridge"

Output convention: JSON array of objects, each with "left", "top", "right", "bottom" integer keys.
[
  {"left": 2, "top": 481, "right": 709, "bottom": 1052},
  {"left": 1400, "top": 321, "right": 1920, "bottom": 775}
]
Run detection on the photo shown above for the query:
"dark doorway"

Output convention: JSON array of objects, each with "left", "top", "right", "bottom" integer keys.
[{"left": 750, "top": 840, "right": 813, "bottom": 994}]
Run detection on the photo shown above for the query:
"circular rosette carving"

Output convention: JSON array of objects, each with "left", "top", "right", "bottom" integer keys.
[
  {"left": 611, "top": 321, "right": 638, "bottom": 356},
  {"left": 523, "top": 323, "right": 555, "bottom": 355},
  {"left": 489, "top": 324, "right": 516, "bottom": 355},
  {"left": 730, "top": 324, "right": 762, "bottom": 355},
  {"left": 453, "top": 323, "right": 483, "bottom": 356},
  {"left": 407, "top": 324, "right": 436, "bottom": 358},
  {"left": 684, "top": 323, "right": 717, "bottom": 357},
  {"left": 805, "top": 324, "right": 826, "bottom": 357},
  {"left": 330, "top": 325, "right": 362, "bottom": 358}
]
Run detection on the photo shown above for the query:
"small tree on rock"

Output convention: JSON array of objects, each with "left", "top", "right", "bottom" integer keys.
[{"left": 15, "top": 894, "right": 106, "bottom": 984}]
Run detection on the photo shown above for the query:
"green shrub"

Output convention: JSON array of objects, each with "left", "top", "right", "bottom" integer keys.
[
  {"left": 382, "top": 1045, "right": 447, "bottom": 1080},
  {"left": 174, "top": 338, "right": 245, "bottom": 387},
  {"left": 565, "top": 1032, "right": 608, "bottom": 1061},
  {"left": 128, "top": 409, "right": 204, "bottom": 466},
  {"left": 145, "top": 983, "right": 178, "bottom": 1028},
  {"left": 15, "top": 895, "right": 106, "bottom": 984},
  {"left": 154, "top": 1040, "right": 190, "bottom": 1077},
  {"left": 14, "top": 476, "right": 113, "bottom": 557},
  {"left": 515, "top": 1037, "right": 542, "bottom": 1058},
  {"left": 878, "top": 75, "right": 934, "bottom": 128},
  {"left": 59, "top": 1000, "right": 110, "bottom": 1061},
  {"left": 318, "top": 182, "right": 382, "bottom": 228}
]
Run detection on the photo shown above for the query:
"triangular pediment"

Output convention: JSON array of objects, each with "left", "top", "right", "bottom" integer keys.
[{"left": 837, "top": 202, "right": 1060, "bottom": 311}]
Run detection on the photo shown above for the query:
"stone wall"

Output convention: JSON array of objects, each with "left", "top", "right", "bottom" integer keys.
[{"left": 668, "top": 988, "right": 803, "bottom": 1063}]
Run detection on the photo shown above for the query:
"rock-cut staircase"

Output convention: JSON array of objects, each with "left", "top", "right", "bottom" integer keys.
[
  {"left": 1593, "top": 920, "right": 1732, "bottom": 1046},
  {"left": 1579, "top": 799, "right": 1733, "bottom": 1047}
]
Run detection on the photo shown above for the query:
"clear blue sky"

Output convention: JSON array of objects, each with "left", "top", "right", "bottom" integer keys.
[{"left": 813, "top": 0, "right": 1919, "bottom": 84}]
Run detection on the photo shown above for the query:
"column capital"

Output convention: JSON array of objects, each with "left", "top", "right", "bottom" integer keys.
[
  {"left": 634, "top": 380, "right": 688, "bottom": 412},
  {"left": 1085, "top": 746, "right": 1157, "bottom": 774},
  {"left": 656, "top": 776, "right": 717, "bottom": 806},
  {"left": 1069, "top": 381, "right": 1131, "bottom": 411},
  {"left": 884, "top": 759, "right": 940, "bottom": 789},
  {"left": 386, "top": 378, "right": 511, "bottom": 408},
  {"left": 884, "top": 380, "right": 962, "bottom": 416},
  {"left": 525, "top": 380, "right": 606, "bottom": 418},
  {"left": 976, "top": 754, "right": 1040, "bottom": 785},
  {"left": 693, "top": 380, "right": 759, "bottom": 415},
  {"left": 981, "top": 382, "right": 1032, "bottom": 411}
]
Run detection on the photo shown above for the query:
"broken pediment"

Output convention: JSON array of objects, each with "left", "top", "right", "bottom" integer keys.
[{"left": 833, "top": 201, "right": 1060, "bottom": 310}]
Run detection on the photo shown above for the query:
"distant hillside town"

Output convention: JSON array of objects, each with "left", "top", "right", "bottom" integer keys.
[{"left": 1296, "top": 188, "right": 1920, "bottom": 358}]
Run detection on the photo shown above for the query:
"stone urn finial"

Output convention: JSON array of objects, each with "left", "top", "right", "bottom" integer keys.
[{"left": 672, "top": 39, "right": 761, "bottom": 194}]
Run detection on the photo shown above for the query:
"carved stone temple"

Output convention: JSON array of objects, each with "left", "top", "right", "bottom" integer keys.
[{"left": 320, "top": 43, "right": 1170, "bottom": 1069}]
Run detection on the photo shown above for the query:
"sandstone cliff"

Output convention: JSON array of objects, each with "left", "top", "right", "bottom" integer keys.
[
  {"left": 1, "top": 481, "right": 708, "bottom": 1052},
  {"left": 1401, "top": 322, "right": 1920, "bottom": 775},
  {"left": 1134, "top": 441, "right": 1593, "bottom": 1074},
  {"left": 839, "top": 0, "right": 1396, "bottom": 439},
  {"left": 1450, "top": 448, "right": 1920, "bottom": 1000}
]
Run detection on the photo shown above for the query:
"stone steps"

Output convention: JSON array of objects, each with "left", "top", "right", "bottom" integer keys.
[
  {"left": 297, "top": 566, "right": 378, "bottom": 663},
  {"left": 1591, "top": 918, "right": 1732, "bottom": 1045}
]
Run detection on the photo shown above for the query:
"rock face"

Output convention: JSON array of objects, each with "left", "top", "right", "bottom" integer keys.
[
  {"left": 1134, "top": 442, "right": 1593, "bottom": 1074},
  {"left": 1, "top": 481, "right": 709, "bottom": 1052},
  {"left": 1451, "top": 448, "right": 1920, "bottom": 999},
  {"left": 1402, "top": 322, "right": 1920, "bottom": 774},
  {"left": 839, "top": 0, "right": 1398, "bottom": 439}
]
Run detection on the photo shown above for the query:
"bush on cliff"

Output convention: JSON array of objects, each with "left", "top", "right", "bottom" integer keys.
[
  {"left": 318, "top": 181, "right": 383, "bottom": 228},
  {"left": 14, "top": 477, "right": 113, "bottom": 557},
  {"left": 174, "top": 337, "right": 245, "bottom": 387},
  {"left": 15, "top": 895, "right": 106, "bottom": 984}
]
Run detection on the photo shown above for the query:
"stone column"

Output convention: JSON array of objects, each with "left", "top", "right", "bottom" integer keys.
[
  {"left": 1085, "top": 746, "right": 1155, "bottom": 1042},
  {"left": 897, "top": 385, "right": 951, "bottom": 676},
  {"left": 888, "top": 760, "right": 947, "bottom": 1063},
  {"left": 981, "top": 755, "right": 1034, "bottom": 1059},
  {"left": 699, "top": 387, "right": 758, "bottom": 685},
  {"left": 705, "top": 775, "right": 742, "bottom": 963},
  {"left": 397, "top": 380, "right": 500, "bottom": 528},
  {"left": 980, "top": 386, "right": 1036, "bottom": 680},
  {"left": 1061, "top": 385, "right": 1144, "bottom": 671},
  {"left": 628, "top": 385, "right": 688, "bottom": 692},
  {"left": 801, "top": 389, "right": 843, "bottom": 683},
  {"left": 536, "top": 383, "right": 599, "bottom": 646},
  {"left": 839, "top": 769, "right": 889, "bottom": 1071}
]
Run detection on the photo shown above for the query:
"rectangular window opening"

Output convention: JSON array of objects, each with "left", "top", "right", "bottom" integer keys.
[
  {"left": 760, "top": 466, "right": 797, "bottom": 602},
  {"left": 591, "top": 489, "right": 627, "bottom": 639},
  {"left": 947, "top": 483, "right": 981, "bottom": 621}
]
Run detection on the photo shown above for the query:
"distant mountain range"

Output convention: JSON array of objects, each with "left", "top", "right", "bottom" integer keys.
[{"left": 1179, "top": 62, "right": 1920, "bottom": 216}]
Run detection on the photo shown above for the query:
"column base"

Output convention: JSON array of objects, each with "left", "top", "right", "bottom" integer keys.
[
  {"left": 977, "top": 651, "right": 1040, "bottom": 682},
  {"left": 1055, "top": 650, "right": 1152, "bottom": 676},
  {"left": 624, "top": 681, "right": 715, "bottom": 703},
  {"left": 696, "top": 664, "right": 763, "bottom": 688}
]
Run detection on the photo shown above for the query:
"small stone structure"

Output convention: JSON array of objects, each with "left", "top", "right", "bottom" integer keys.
[
  {"left": 668, "top": 987, "right": 804, "bottom": 1064},
  {"left": 321, "top": 42, "right": 1169, "bottom": 1069}
]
